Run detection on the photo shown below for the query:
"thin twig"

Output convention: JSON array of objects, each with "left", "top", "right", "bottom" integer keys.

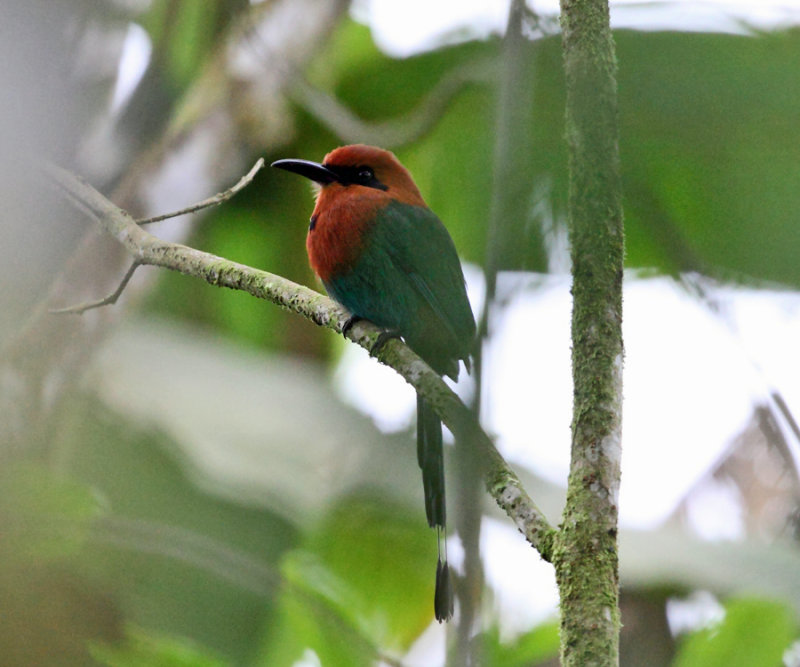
[
  {"left": 44, "top": 161, "right": 557, "bottom": 559},
  {"left": 50, "top": 260, "right": 141, "bottom": 315},
  {"left": 46, "top": 158, "right": 264, "bottom": 314},
  {"left": 135, "top": 158, "right": 265, "bottom": 225}
]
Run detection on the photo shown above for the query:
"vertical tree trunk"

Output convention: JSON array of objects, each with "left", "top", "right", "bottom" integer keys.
[{"left": 555, "top": 0, "right": 624, "bottom": 663}]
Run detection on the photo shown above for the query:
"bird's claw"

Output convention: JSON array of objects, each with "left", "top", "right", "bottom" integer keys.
[
  {"left": 341, "top": 316, "right": 400, "bottom": 357},
  {"left": 341, "top": 315, "right": 363, "bottom": 337},
  {"left": 371, "top": 329, "right": 402, "bottom": 357}
]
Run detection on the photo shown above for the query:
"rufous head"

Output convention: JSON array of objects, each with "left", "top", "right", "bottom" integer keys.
[{"left": 272, "top": 144, "right": 426, "bottom": 207}]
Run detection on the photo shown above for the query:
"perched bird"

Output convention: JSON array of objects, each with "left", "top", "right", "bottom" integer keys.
[{"left": 272, "top": 144, "right": 475, "bottom": 622}]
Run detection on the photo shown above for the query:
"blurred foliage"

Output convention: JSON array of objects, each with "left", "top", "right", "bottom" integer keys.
[
  {"left": 142, "top": 0, "right": 247, "bottom": 91},
  {"left": 479, "top": 620, "right": 561, "bottom": 666},
  {"left": 53, "top": 395, "right": 292, "bottom": 664},
  {"left": 674, "top": 597, "right": 798, "bottom": 667},
  {"left": 259, "top": 493, "right": 437, "bottom": 665},
  {"left": 0, "top": 319, "right": 445, "bottom": 664},
  {"left": 616, "top": 29, "right": 800, "bottom": 285},
  {"left": 0, "top": 464, "right": 103, "bottom": 564},
  {"left": 91, "top": 625, "right": 228, "bottom": 667},
  {"left": 0, "top": 465, "right": 121, "bottom": 665}
]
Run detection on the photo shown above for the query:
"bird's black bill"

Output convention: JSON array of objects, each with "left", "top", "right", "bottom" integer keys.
[{"left": 271, "top": 159, "right": 339, "bottom": 185}]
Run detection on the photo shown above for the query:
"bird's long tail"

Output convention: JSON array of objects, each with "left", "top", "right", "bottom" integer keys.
[{"left": 417, "top": 394, "right": 454, "bottom": 622}]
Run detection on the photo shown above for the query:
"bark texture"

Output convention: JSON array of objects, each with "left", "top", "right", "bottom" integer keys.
[{"left": 555, "top": 0, "right": 625, "bottom": 663}]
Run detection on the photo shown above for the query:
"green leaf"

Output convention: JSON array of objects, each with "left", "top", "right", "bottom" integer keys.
[
  {"left": 91, "top": 625, "right": 228, "bottom": 667},
  {"left": 525, "top": 29, "right": 800, "bottom": 286},
  {"left": 480, "top": 619, "right": 561, "bottom": 667},
  {"left": 257, "top": 567, "right": 376, "bottom": 667},
  {"left": 674, "top": 597, "right": 797, "bottom": 667},
  {"left": 615, "top": 29, "right": 800, "bottom": 286},
  {"left": 306, "top": 491, "right": 437, "bottom": 643},
  {"left": 258, "top": 492, "right": 438, "bottom": 666}
]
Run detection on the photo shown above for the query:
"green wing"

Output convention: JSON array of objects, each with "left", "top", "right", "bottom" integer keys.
[
  {"left": 325, "top": 200, "right": 475, "bottom": 375},
  {"left": 372, "top": 201, "right": 475, "bottom": 370}
]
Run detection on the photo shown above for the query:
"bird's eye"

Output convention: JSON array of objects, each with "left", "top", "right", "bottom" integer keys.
[{"left": 357, "top": 168, "right": 373, "bottom": 182}]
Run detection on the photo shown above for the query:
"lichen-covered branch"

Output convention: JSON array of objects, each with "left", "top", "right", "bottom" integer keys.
[
  {"left": 556, "top": 0, "right": 625, "bottom": 663},
  {"left": 44, "top": 162, "right": 557, "bottom": 561}
]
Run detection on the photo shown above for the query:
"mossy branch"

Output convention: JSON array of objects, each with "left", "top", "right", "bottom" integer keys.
[
  {"left": 556, "top": 0, "right": 625, "bottom": 663},
  {"left": 44, "top": 161, "right": 557, "bottom": 560}
]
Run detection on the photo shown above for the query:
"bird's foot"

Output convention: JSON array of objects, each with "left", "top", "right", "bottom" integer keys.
[
  {"left": 341, "top": 316, "right": 401, "bottom": 357},
  {"left": 341, "top": 315, "right": 363, "bottom": 336},
  {"left": 370, "top": 329, "right": 402, "bottom": 358}
]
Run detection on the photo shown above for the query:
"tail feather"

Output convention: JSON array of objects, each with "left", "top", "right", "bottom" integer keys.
[
  {"left": 417, "top": 394, "right": 453, "bottom": 621},
  {"left": 416, "top": 394, "right": 446, "bottom": 528},
  {"left": 435, "top": 553, "right": 454, "bottom": 622}
]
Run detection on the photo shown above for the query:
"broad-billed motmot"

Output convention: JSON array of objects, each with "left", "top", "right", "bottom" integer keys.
[{"left": 272, "top": 144, "right": 476, "bottom": 622}]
